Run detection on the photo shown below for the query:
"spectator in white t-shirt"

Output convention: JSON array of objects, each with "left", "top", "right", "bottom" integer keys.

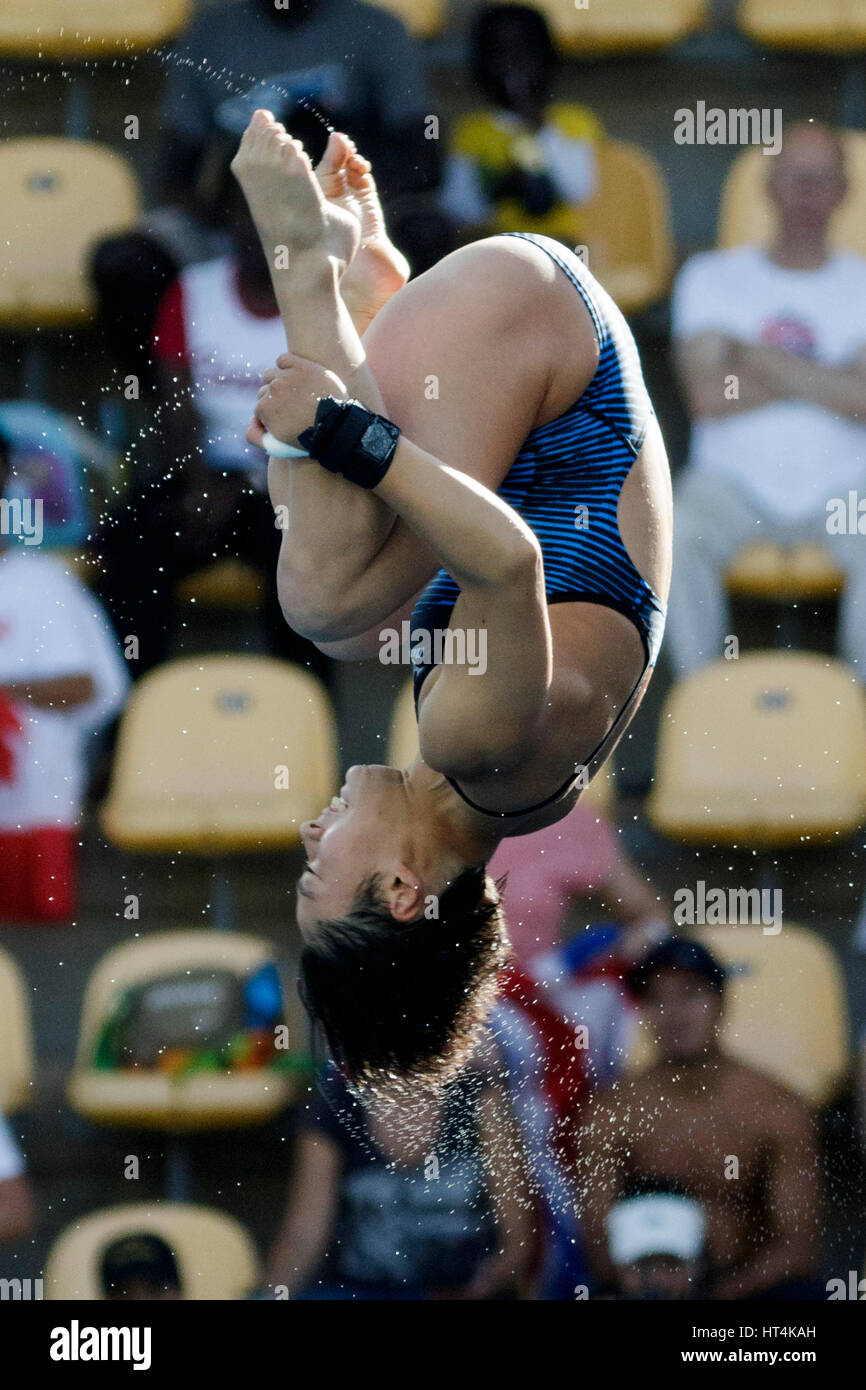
[
  {"left": 667, "top": 122, "right": 866, "bottom": 678},
  {"left": 0, "top": 435, "right": 129, "bottom": 921},
  {"left": 0, "top": 1111, "right": 34, "bottom": 1244}
]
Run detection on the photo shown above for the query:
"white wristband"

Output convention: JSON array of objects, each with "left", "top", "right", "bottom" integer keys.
[{"left": 261, "top": 430, "right": 310, "bottom": 459}]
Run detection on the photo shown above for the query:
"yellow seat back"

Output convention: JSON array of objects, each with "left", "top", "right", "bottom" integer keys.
[
  {"left": 0, "top": 0, "right": 192, "bottom": 57},
  {"left": 499, "top": 0, "right": 708, "bottom": 55},
  {"left": 725, "top": 541, "right": 846, "bottom": 601},
  {"left": 0, "top": 948, "right": 35, "bottom": 1113},
  {"left": 581, "top": 140, "right": 674, "bottom": 314},
  {"left": 0, "top": 138, "right": 139, "bottom": 328},
  {"left": 101, "top": 656, "right": 338, "bottom": 852},
  {"left": 44, "top": 1202, "right": 258, "bottom": 1299},
  {"left": 68, "top": 931, "right": 305, "bottom": 1130},
  {"left": 627, "top": 924, "right": 850, "bottom": 1105},
  {"left": 648, "top": 651, "right": 866, "bottom": 845},
  {"left": 367, "top": 0, "right": 445, "bottom": 38},
  {"left": 738, "top": 0, "right": 866, "bottom": 52},
  {"left": 719, "top": 130, "right": 866, "bottom": 254}
]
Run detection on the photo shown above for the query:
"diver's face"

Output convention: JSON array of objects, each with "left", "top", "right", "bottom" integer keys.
[{"left": 296, "top": 765, "right": 411, "bottom": 936}]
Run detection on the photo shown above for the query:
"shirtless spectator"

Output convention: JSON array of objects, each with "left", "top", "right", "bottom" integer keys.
[
  {"left": 667, "top": 123, "right": 866, "bottom": 679},
  {"left": 575, "top": 938, "right": 823, "bottom": 1300}
]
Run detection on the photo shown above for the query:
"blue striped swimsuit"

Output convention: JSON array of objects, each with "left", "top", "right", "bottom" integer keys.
[{"left": 411, "top": 232, "right": 667, "bottom": 818}]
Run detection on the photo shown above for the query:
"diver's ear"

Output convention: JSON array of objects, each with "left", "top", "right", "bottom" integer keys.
[{"left": 385, "top": 866, "right": 425, "bottom": 924}]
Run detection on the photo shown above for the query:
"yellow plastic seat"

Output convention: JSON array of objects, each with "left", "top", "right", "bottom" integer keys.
[
  {"left": 44, "top": 1201, "right": 258, "bottom": 1299},
  {"left": 499, "top": 0, "right": 708, "bottom": 55},
  {"left": 367, "top": 0, "right": 445, "bottom": 39},
  {"left": 580, "top": 140, "right": 674, "bottom": 314},
  {"left": 725, "top": 542, "right": 846, "bottom": 602},
  {"left": 627, "top": 924, "right": 850, "bottom": 1106},
  {"left": 647, "top": 651, "right": 866, "bottom": 846},
  {"left": 719, "top": 130, "right": 866, "bottom": 255},
  {"left": 0, "top": 948, "right": 35, "bottom": 1114},
  {"left": 0, "top": 138, "right": 139, "bottom": 328},
  {"left": 68, "top": 931, "right": 304, "bottom": 1131},
  {"left": 0, "top": 0, "right": 192, "bottom": 58},
  {"left": 738, "top": 0, "right": 866, "bottom": 53},
  {"left": 100, "top": 655, "right": 338, "bottom": 853},
  {"left": 176, "top": 558, "right": 264, "bottom": 611},
  {"left": 388, "top": 678, "right": 617, "bottom": 814}
]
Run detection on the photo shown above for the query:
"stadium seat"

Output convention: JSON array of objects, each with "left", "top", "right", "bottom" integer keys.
[
  {"left": 44, "top": 1201, "right": 258, "bottom": 1299},
  {"left": 503, "top": 0, "right": 709, "bottom": 56},
  {"left": 67, "top": 931, "right": 306, "bottom": 1130},
  {"left": 0, "top": 948, "right": 35, "bottom": 1114},
  {"left": 0, "top": 0, "right": 192, "bottom": 58},
  {"left": 100, "top": 655, "right": 338, "bottom": 853},
  {"left": 367, "top": 0, "right": 446, "bottom": 39},
  {"left": 647, "top": 651, "right": 866, "bottom": 846},
  {"left": 627, "top": 923, "right": 850, "bottom": 1106},
  {"left": 580, "top": 140, "right": 674, "bottom": 315},
  {"left": 388, "top": 677, "right": 616, "bottom": 815},
  {"left": 0, "top": 139, "right": 139, "bottom": 328},
  {"left": 725, "top": 542, "right": 846, "bottom": 602},
  {"left": 176, "top": 558, "right": 265, "bottom": 612},
  {"left": 719, "top": 130, "right": 866, "bottom": 255},
  {"left": 737, "top": 0, "right": 866, "bottom": 53}
]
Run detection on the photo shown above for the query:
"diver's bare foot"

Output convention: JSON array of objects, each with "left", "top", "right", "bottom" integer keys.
[
  {"left": 315, "top": 131, "right": 409, "bottom": 327},
  {"left": 231, "top": 109, "right": 359, "bottom": 273}
]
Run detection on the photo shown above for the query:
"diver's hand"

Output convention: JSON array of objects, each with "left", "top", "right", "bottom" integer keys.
[{"left": 250, "top": 351, "right": 348, "bottom": 450}]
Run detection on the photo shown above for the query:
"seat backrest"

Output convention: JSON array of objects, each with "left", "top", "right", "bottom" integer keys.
[
  {"left": 510, "top": 0, "right": 709, "bottom": 55},
  {"left": 44, "top": 1201, "right": 258, "bottom": 1299},
  {"left": 627, "top": 924, "right": 850, "bottom": 1105},
  {"left": 0, "top": 138, "right": 139, "bottom": 326},
  {"left": 72, "top": 931, "right": 280, "bottom": 1072},
  {"left": 0, "top": 0, "right": 192, "bottom": 58},
  {"left": 581, "top": 139, "right": 674, "bottom": 295},
  {"left": 100, "top": 656, "right": 338, "bottom": 852},
  {"left": 366, "top": 0, "right": 445, "bottom": 39},
  {"left": 648, "top": 651, "right": 866, "bottom": 843},
  {"left": 718, "top": 130, "right": 866, "bottom": 255}
]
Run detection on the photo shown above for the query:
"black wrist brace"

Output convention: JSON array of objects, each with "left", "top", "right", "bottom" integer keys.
[{"left": 298, "top": 397, "right": 401, "bottom": 489}]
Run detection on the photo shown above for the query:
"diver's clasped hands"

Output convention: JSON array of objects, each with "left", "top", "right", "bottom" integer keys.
[{"left": 247, "top": 351, "right": 349, "bottom": 452}]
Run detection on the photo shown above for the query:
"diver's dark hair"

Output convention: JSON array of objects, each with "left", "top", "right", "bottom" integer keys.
[
  {"left": 298, "top": 865, "right": 510, "bottom": 1088},
  {"left": 469, "top": 3, "right": 556, "bottom": 107}
]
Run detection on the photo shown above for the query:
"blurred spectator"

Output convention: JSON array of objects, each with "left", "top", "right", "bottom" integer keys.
[
  {"left": 490, "top": 801, "right": 668, "bottom": 1087},
  {"left": 489, "top": 801, "right": 668, "bottom": 966},
  {"left": 440, "top": 4, "right": 602, "bottom": 246},
  {"left": 606, "top": 1191, "right": 707, "bottom": 1300},
  {"left": 668, "top": 122, "right": 866, "bottom": 678},
  {"left": 488, "top": 804, "right": 668, "bottom": 1297},
  {"left": 576, "top": 938, "right": 824, "bottom": 1299},
  {"left": 100, "top": 1233, "right": 183, "bottom": 1300},
  {"left": 95, "top": 169, "right": 330, "bottom": 682},
  {"left": 92, "top": 0, "right": 438, "bottom": 396},
  {"left": 266, "top": 1063, "right": 534, "bottom": 1299},
  {"left": 0, "top": 434, "right": 129, "bottom": 923},
  {"left": 0, "top": 1112, "right": 34, "bottom": 1245}
]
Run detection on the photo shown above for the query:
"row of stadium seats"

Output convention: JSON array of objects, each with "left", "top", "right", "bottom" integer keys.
[
  {"left": 4, "top": 1, "right": 866, "bottom": 56},
  {"left": 0, "top": 915, "right": 851, "bottom": 1127},
  {"left": 97, "top": 651, "right": 866, "bottom": 861},
  {"left": 5, "top": 130, "right": 866, "bottom": 332}
]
